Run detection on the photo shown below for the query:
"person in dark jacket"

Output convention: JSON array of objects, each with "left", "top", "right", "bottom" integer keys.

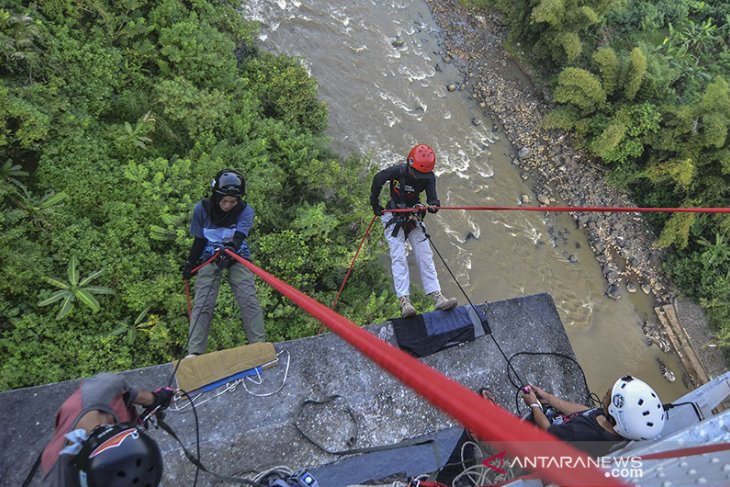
[
  {"left": 370, "top": 144, "right": 457, "bottom": 318},
  {"left": 41, "top": 373, "right": 174, "bottom": 487},
  {"left": 181, "top": 169, "right": 266, "bottom": 356}
]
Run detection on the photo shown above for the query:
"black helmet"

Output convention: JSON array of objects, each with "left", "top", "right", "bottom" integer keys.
[
  {"left": 212, "top": 169, "right": 245, "bottom": 197},
  {"left": 74, "top": 423, "right": 163, "bottom": 487}
]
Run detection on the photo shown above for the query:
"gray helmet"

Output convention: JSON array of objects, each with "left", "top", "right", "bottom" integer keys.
[{"left": 212, "top": 169, "right": 245, "bottom": 197}]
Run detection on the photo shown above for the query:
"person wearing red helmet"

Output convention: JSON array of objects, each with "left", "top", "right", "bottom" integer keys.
[{"left": 370, "top": 144, "right": 457, "bottom": 317}]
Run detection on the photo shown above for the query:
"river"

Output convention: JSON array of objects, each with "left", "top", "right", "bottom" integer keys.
[{"left": 241, "top": 0, "right": 690, "bottom": 402}]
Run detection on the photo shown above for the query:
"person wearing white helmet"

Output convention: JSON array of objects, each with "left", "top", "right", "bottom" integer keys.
[{"left": 522, "top": 375, "right": 665, "bottom": 455}]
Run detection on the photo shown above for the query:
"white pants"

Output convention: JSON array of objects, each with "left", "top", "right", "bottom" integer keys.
[{"left": 382, "top": 212, "right": 441, "bottom": 297}]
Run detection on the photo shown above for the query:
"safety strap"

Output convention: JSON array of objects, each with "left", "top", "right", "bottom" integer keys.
[
  {"left": 385, "top": 213, "right": 421, "bottom": 238},
  {"left": 293, "top": 395, "right": 441, "bottom": 463},
  {"left": 156, "top": 418, "right": 261, "bottom": 486}
]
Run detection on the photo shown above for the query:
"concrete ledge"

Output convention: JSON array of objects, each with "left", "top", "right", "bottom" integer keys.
[{"left": 1, "top": 293, "right": 588, "bottom": 487}]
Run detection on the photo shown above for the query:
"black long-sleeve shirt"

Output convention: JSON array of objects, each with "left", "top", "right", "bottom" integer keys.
[{"left": 370, "top": 164, "right": 440, "bottom": 211}]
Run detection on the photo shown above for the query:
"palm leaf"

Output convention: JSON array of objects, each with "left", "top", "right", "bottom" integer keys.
[
  {"left": 84, "top": 285, "right": 115, "bottom": 295},
  {"left": 109, "top": 326, "right": 128, "bottom": 337},
  {"left": 134, "top": 306, "right": 151, "bottom": 326},
  {"left": 78, "top": 269, "right": 105, "bottom": 287},
  {"left": 38, "top": 290, "right": 70, "bottom": 307},
  {"left": 75, "top": 289, "right": 100, "bottom": 312},
  {"left": 40, "top": 191, "right": 67, "bottom": 208},
  {"left": 127, "top": 327, "right": 136, "bottom": 346},
  {"left": 56, "top": 295, "right": 75, "bottom": 320},
  {"left": 42, "top": 276, "right": 70, "bottom": 289},
  {"left": 68, "top": 256, "right": 79, "bottom": 286}
]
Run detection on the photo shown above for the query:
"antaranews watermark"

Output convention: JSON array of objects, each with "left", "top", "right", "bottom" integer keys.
[{"left": 483, "top": 453, "right": 643, "bottom": 481}]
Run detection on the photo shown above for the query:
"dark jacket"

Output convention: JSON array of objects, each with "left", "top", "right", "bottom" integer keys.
[{"left": 370, "top": 164, "right": 440, "bottom": 211}]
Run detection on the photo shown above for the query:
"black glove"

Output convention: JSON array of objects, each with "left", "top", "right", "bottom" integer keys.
[
  {"left": 427, "top": 201, "right": 439, "bottom": 214},
  {"left": 218, "top": 244, "right": 237, "bottom": 268},
  {"left": 151, "top": 387, "right": 176, "bottom": 411},
  {"left": 217, "top": 254, "right": 233, "bottom": 269},
  {"left": 181, "top": 263, "right": 196, "bottom": 280},
  {"left": 372, "top": 205, "right": 384, "bottom": 216}
]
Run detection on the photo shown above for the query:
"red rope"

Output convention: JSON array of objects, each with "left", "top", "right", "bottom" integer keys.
[
  {"left": 331, "top": 215, "right": 378, "bottom": 310},
  {"left": 222, "top": 249, "right": 627, "bottom": 487},
  {"left": 387, "top": 205, "right": 730, "bottom": 214},
  {"left": 316, "top": 215, "right": 378, "bottom": 335}
]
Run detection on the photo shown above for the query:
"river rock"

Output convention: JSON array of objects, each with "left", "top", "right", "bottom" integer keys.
[
  {"left": 642, "top": 321, "right": 672, "bottom": 352},
  {"left": 657, "top": 358, "right": 676, "bottom": 383},
  {"left": 537, "top": 194, "right": 550, "bottom": 205},
  {"left": 606, "top": 284, "right": 621, "bottom": 300},
  {"left": 391, "top": 36, "right": 405, "bottom": 48},
  {"left": 520, "top": 194, "right": 530, "bottom": 204},
  {"left": 447, "top": 83, "right": 457, "bottom": 92},
  {"left": 605, "top": 270, "right": 619, "bottom": 284},
  {"left": 517, "top": 147, "right": 530, "bottom": 159},
  {"left": 626, "top": 281, "right": 637, "bottom": 293}
]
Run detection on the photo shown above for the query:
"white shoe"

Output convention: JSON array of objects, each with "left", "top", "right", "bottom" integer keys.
[
  {"left": 429, "top": 291, "right": 457, "bottom": 311},
  {"left": 399, "top": 295, "right": 417, "bottom": 318}
]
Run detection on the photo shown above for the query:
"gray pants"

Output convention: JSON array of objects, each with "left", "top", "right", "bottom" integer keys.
[{"left": 188, "top": 261, "right": 266, "bottom": 355}]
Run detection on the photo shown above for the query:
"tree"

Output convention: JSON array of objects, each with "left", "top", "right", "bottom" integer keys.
[{"left": 553, "top": 67, "right": 606, "bottom": 114}]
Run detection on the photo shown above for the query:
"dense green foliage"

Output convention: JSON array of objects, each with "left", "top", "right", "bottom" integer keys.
[
  {"left": 0, "top": 0, "right": 398, "bottom": 390},
  {"left": 469, "top": 0, "right": 730, "bottom": 352}
]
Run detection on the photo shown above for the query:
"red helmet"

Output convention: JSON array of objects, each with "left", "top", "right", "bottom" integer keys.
[{"left": 407, "top": 144, "right": 435, "bottom": 176}]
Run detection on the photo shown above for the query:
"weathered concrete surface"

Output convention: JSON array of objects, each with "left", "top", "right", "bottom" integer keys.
[{"left": 0, "top": 293, "right": 588, "bottom": 486}]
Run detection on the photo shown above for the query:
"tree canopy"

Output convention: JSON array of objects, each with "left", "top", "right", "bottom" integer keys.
[{"left": 0, "top": 0, "right": 398, "bottom": 390}]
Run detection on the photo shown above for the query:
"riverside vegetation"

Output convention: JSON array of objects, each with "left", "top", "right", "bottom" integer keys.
[
  {"left": 0, "top": 0, "right": 400, "bottom": 390},
  {"left": 464, "top": 0, "right": 730, "bottom": 356}
]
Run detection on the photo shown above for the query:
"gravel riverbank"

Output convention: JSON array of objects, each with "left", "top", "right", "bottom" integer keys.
[{"left": 425, "top": 0, "right": 728, "bottom": 379}]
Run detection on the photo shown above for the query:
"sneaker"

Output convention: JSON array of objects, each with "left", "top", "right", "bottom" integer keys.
[
  {"left": 429, "top": 291, "right": 457, "bottom": 311},
  {"left": 399, "top": 295, "right": 417, "bottom": 318}
]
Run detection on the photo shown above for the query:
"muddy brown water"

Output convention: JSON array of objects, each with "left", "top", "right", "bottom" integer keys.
[{"left": 241, "top": 0, "right": 690, "bottom": 401}]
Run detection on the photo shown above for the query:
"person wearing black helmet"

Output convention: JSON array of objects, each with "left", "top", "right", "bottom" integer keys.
[
  {"left": 40, "top": 373, "right": 175, "bottom": 487},
  {"left": 182, "top": 168, "right": 266, "bottom": 356},
  {"left": 370, "top": 144, "right": 457, "bottom": 318}
]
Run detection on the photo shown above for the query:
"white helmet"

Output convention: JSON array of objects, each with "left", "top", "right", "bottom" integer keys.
[{"left": 608, "top": 376, "right": 665, "bottom": 441}]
